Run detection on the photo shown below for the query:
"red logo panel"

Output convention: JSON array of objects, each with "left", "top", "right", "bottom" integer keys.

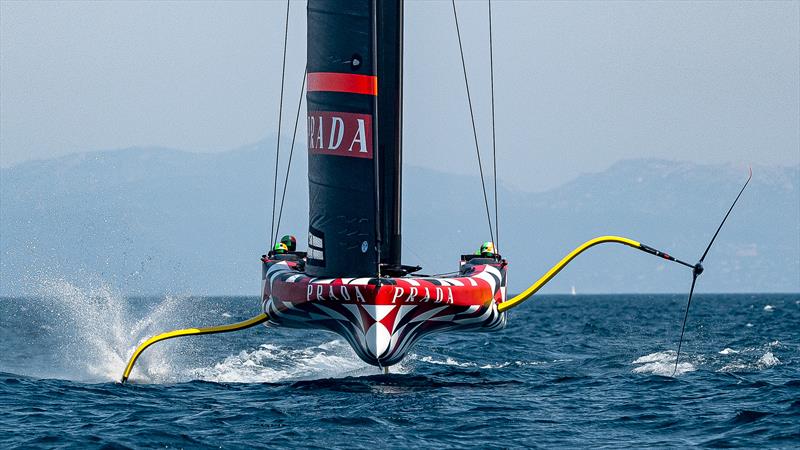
[
  {"left": 307, "top": 72, "right": 378, "bottom": 96},
  {"left": 308, "top": 111, "right": 373, "bottom": 159}
]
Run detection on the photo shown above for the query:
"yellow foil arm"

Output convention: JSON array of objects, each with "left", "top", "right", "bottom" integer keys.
[
  {"left": 121, "top": 312, "right": 269, "bottom": 383},
  {"left": 498, "top": 236, "right": 641, "bottom": 312}
]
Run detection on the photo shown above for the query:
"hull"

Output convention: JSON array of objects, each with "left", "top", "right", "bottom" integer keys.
[{"left": 261, "top": 258, "right": 508, "bottom": 367}]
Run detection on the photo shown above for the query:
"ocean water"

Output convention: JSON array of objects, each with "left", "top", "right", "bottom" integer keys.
[{"left": 0, "top": 285, "right": 797, "bottom": 448}]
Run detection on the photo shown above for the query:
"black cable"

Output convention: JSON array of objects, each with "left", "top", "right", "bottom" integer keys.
[
  {"left": 274, "top": 68, "right": 307, "bottom": 243},
  {"left": 451, "top": 0, "right": 495, "bottom": 247},
  {"left": 488, "top": 0, "right": 499, "bottom": 252},
  {"left": 270, "top": 0, "right": 290, "bottom": 248},
  {"left": 673, "top": 271, "right": 698, "bottom": 376},
  {"left": 698, "top": 168, "right": 752, "bottom": 264},
  {"left": 431, "top": 271, "right": 461, "bottom": 277},
  {"left": 672, "top": 168, "right": 752, "bottom": 375}
]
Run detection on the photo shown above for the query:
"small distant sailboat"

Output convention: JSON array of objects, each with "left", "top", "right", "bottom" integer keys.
[
  {"left": 121, "top": 0, "right": 750, "bottom": 383},
  {"left": 571, "top": 286, "right": 577, "bottom": 296}
]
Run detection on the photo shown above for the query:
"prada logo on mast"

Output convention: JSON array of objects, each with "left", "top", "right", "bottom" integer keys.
[{"left": 308, "top": 111, "right": 373, "bottom": 159}]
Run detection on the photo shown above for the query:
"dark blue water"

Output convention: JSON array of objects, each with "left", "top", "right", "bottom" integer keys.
[{"left": 1, "top": 287, "right": 798, "bottom": 448}]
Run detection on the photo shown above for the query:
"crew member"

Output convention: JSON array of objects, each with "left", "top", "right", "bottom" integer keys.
[
  {"left": 273, "top": 242, "right": 289, "bottom": 254},
  {"left": 280, "top": 235, "right": 297, "bottom": 252},
  {"left": 479, "top": 241, "right": 496, "bottom": 257}
]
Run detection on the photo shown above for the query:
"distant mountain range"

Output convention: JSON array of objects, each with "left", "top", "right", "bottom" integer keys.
[{"left": 1, "top": 142, "right": 797, "bottom": 295}]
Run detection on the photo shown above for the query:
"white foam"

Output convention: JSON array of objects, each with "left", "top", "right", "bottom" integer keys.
[
  {"left": 757, "top": 351, "right": 780, "bottom": 368},
  {"left": 631, "top": 351, "right": 696, "bottom": 376},
  {"left": 414, "top": 354, "right": 559, "bottom": 370},
  {"left": 719, "top": 348, "right": 738, "bottom": 355},
  {"left": 418, "top": 355, "right": 476, "bottom": 368},
  {"left": 763, "top": 305, "right": 774, "bottom": 311},
  {"left": 192, "top": 343, "right": 366, "bottom": 383},
  {"left": 479, "top": 362, "right": 512, "bottom": 369},
  {"left": 190, "top": 340, "right": 411, "bottom": 383},
  {"left": 632, "top": 351, "right": 673, "bottom": 364},
  {"left": 718, "top": 343, "right": 782, "bottom": 373},
  {"left": 719, "top": 362, "right": 746, "bottom": 372}
]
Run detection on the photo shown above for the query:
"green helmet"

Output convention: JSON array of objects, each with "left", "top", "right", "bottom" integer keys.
[
  {"left": 280, "top": 234, "right": 297, "bottom": 252},
  {"left": 480, "top": 241, "right": 495, "bottom": 255},
  {"left": 274, "top": 242, "right": 288, "bottom": 254}
]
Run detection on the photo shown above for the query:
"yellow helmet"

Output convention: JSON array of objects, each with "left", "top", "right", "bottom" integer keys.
[
  {"left": 274, "top": 242, "right": 288, "bottom": 254},
  {"left": 280, "top": 234, "right": 297, "bottom": 252},
  {"left": 480, "top": 241, "right": 495, "bottom": 255}
]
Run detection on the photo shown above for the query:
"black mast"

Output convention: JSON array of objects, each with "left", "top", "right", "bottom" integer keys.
[
  {"left": 305, "top": 0, "right": 403, "bottom": 278},
  {"left": 375, "top": 0, "right": 403, "bottom": 273}
]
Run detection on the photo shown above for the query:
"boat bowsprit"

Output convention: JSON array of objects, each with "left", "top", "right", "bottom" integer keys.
[{"left": 261, "top": 255, "right": 507, "bottom": 367}]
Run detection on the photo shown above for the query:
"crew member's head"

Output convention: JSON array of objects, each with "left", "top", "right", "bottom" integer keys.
[
  {"left": 280, "top": 235, "right": 297, "bottom": 252},
  {"left": 480, "top": 241, "right": 495, "bottom": 256},
  {"left": 274, "top": 242, "right": 289, "bottom": 254}
]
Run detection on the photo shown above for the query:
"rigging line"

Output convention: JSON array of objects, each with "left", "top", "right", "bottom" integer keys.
[
  {"left": 405, "top": 244, "right": 431, "bottom": 272},
  {"left": 431, "top": 271, "right": 460, "bottom": 277},
  {"left": 274, "top": 68, "right": 307, "bottom": 242},
  {"left": 270, "top": 0, "right": 291, "bottom": 248},
  {"left": 488, "top": 0, "right": 499, "bottom": 252},
  {"left": 452, "top": 0, "right": 495, "bottom": 247}
]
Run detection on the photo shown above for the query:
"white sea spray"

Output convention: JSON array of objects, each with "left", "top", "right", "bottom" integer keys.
[
  {"left": 34, "top": 278, "right": 190, "bottom": 383},
  {"left": 631, "top": 351, "right": 696, "bottom": 376}
]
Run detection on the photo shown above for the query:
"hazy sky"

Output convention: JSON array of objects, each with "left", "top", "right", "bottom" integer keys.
[{"left": 1, "top": 0, "right": 798, "bottom": 191}]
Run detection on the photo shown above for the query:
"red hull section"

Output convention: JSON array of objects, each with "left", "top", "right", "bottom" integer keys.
[{"left": 261, "top": 258, "right": 508, "bottom": 367}]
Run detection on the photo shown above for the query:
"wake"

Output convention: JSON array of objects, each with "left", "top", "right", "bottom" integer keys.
[{"left": 23, "top": 280, "right": 388, "bottom": 384}]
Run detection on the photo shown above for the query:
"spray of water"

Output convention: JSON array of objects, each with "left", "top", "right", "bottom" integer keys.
[
  {"left": 632, "top": 339, "right": 782, "bottom": 377},
  {"left": 33, "top": 278, "right": 189, "bottom": 382},
  {"left": 23, "top": 279, "right": 398, "bottom": 383}
]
